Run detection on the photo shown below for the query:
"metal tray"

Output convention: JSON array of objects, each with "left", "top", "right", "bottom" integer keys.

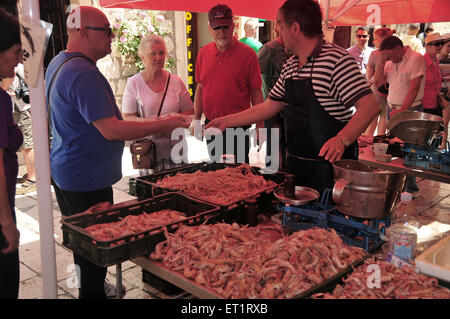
[
  {"left": 133, "top": 162, "right": 287, "bottom": 210},
  {"left": 310, "top": 259, "right": 450, "bottom": 298},
  {"left": 132, "top": 236, "right": 368, "bottom": 299},
  {"left": 61, "top": 192, "right": 221, "bottom": 267}
]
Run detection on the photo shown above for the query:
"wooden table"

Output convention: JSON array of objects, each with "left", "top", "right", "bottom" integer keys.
[{"left": 358, "top": 146, "right": 450, "bottom": 184}]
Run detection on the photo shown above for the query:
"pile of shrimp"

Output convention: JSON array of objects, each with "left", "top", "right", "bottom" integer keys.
[
  {"left": 150, "top": 223, "right": 366, "bottom": 298},
  {"left": 155, "top": 164, "right": 277, "bottom": 206},
  {"left": 85, "top": 209, "right": 186, "bottom": 242},
  {"left": 313, "top": 259, "right": 450, "bottom": 299}
]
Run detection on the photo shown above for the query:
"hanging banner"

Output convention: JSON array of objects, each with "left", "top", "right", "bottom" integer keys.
[
  {"left": 17, "top": 16, "right": 53, "bottom": 87},
  {"left": 186, "top": 11, "right": 195, "bottom": 97}
]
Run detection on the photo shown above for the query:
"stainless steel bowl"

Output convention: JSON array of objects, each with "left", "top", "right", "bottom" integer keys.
[
  {"left": 332, "top": 160, "right": 406, "bottom": 219},
  {"left": 387, "top": 111, "right": 443, "bottom": 146}
]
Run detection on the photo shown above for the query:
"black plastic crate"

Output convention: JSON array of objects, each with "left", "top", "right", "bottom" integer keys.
[
  {"left": 61, "top": 192, "right": 221, "bottom": 267},
  {"left": 129, "top": 163, "right": 204, "bottom": 199},
  {"left": 134, "top": 162, "right": 287, "bottom": 210}
]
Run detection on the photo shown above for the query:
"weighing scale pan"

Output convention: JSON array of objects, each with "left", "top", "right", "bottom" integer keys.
[
  {"left": 274, "top": 186, "right": 320, "bottom": 206},
  {"left": 387, "top": 111, "right": 442, "bottom": 146}
]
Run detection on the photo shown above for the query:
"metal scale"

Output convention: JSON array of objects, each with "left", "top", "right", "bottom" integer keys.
[
  {"left": 275, "top": 186, "right": 390, "bottom": 253},
  {"left": 388, "top": 111, "right": 450, "bottom": 174},
  {"left": 402, "top": 141, "right": 450, "bottom": 174}
]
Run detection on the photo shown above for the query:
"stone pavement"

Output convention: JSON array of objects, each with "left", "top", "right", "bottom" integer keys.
[{"left": 13, "top": 138, "right": 450, "bottom": 299}]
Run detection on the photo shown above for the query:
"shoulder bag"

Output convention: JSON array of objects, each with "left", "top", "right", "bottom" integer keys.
[{"left": 130, "top": 73, "right": 171, "bottom": 170}]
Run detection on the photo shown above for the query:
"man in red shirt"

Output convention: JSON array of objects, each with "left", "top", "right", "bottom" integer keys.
[{"left": 194, "top": 4, "right": 263, "bottom": 164}]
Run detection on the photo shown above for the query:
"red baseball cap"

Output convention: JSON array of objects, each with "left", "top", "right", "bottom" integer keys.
[{"left": 208, "top": 4, "right": 233, "bottom": 29}]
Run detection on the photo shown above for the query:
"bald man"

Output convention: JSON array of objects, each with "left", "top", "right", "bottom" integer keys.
[{"left": 45, "top": 6, "right": 189, "bottom": 299}]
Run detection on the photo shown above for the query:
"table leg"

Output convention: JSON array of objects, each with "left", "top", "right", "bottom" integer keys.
[{"left": 116, "top": 263, "right": 123, "bottom": 299}]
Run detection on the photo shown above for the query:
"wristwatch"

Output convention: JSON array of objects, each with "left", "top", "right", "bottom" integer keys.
[{"left": 337, "top": 134, "right": 351, "bottom": 147}]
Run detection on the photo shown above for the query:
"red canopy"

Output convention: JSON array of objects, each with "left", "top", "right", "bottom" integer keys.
[{"left": 99, "top": 0, "right": 450, "bottom": 26}]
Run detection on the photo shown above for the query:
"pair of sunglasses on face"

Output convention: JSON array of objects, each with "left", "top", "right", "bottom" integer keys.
[
  {"left": 78, "top": 26, "right": 113, "bottom": 37},
  {"left": 357, "top": 34, "right": 368, "bottom": 39},
  {"left": 428, "top": 40, "right": 446, "bottom": 47},
  {"left": 213, "top": 26, "right": 230, "bottom": 31}
]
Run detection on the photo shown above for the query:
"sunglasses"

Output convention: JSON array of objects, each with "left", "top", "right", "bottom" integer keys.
[
  {"left": 85, "top": 26, "right": 113, "bottom": 37},
  {"left": 357, "top": 34, "right": 368, "bottom": 39},
  {"left": 213, "top": 26, "right": 230, "bottom": 31},
  {"left": 428, "top": 41, "right": 445, "bottom": 47}
]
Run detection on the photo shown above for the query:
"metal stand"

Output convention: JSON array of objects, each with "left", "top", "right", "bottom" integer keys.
[{"left": 116, "top": 263, "right": 123, "bottom": 299}]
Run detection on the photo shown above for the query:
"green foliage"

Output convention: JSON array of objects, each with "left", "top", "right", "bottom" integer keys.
[{"left": 112, "top": 11, "right": 175, "bottom": 72}]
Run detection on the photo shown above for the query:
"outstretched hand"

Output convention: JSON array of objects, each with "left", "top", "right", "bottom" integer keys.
[
  {"left": 170, "top": 114, "right": 192, "bottom": 127},
  {"left": 318, "top": 135, "right": 346, "bottom": 163},
  {"left": 204, "top": 117, "right": 228, "bottom": 133},
  {"left": 164, "top": 113, "right": 193, "bottom": 126}
]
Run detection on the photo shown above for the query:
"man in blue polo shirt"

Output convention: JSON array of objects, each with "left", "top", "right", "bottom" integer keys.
[{"left": 46, "top": 6, "right": 189, "bottom": 299}]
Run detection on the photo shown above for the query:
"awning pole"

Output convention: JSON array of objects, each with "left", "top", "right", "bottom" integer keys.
[{"left": 19, "top": 0, "right": 58, "bottom": 299}]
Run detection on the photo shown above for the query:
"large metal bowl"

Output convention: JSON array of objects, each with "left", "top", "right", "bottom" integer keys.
[
  {"left": 387, "top": 111, "right": 443, "bottom": 146},
  {"left": 332, "top": 160, "right": 406, "bottom": 219}
]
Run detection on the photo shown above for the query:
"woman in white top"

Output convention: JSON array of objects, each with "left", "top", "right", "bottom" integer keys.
[{"left": 122, "top": 34, "right": 193, "bottom": 174}]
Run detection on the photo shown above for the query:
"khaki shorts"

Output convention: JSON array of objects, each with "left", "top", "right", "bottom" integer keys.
[
  {"left": 371, "top": 86, "right": 387, "bottom": 117},
  {"left": 376, "top": 96, "right": 387, "bottom": 117},
  {"left": 13, "top": 108, "right": 33, "bottom": 150}
]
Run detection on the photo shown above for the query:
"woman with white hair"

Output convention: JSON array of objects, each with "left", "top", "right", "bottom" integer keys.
[{"left": 122, "top": 34, "right": 193, "bottom": 174}]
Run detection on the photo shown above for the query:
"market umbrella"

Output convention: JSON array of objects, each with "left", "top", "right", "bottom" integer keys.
[{"left": 99, "top": 0, "right": 450, "bottom": 25}]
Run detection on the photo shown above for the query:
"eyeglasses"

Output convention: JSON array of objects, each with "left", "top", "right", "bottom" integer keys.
[
  {"left": 85, "top": 26, "right": 113, "bottom": 37},
  {"left": 357, "top": 34, "right": 368, "bottom": 39},
  {"left": 428, "top": 41, "right": 445, "bottom": 47},
  {"left": 213, "top": 26, "right": 230, "bottom": 31}
]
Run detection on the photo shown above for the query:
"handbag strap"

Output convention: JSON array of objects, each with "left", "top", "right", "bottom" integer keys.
[{"left": 157, "top": 73, "right": 171, "bottom": 117}]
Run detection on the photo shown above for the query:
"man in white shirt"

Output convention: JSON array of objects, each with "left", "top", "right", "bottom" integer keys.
[
  {"left": 374, "top": 35, "right": 426, "bottom": 195},
  {"left": 347, "top": 27, "right": 374, "bottom": 75},
  {"left": 374, "top": 36, "right": 426, "bottom": 119}
]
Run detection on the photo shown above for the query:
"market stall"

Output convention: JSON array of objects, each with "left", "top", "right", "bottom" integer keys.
[{"left": 60, "top": 157, "right": 450, "bottom": 299}]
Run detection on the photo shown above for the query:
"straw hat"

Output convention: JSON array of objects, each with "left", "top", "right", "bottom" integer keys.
[{"left": 425, "top": 32, "right": 442, "bottom": 45}]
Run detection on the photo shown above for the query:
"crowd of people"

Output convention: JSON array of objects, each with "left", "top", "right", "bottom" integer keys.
[{"left": 0, "top": 0, "right": 449, "bottom": 300}]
